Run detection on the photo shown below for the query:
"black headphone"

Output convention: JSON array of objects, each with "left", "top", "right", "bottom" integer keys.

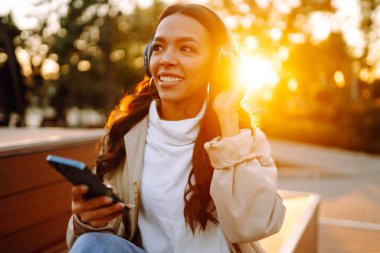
[{"left": 144, "top": 41, "right": 153, "bottom": 77}]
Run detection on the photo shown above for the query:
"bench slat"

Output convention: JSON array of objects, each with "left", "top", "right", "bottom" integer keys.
[
  {"left": 0, "top": 181, "right": 72, "bottom": 237},
  {"left": 0, "top": 211, "right": 71, "bottom": 253},
  {"left": 0, "top": 143, "right": 97, "bottom": 198}
]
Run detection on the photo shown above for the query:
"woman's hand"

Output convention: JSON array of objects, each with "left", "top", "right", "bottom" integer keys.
[
  {"left": 212, "top": 86, "right": 246, "bottom": 137},
  {"left": 71, "top": 185, "right": 125, "bottom": 228}
]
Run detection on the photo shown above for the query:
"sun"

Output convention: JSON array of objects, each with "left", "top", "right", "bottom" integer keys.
[{"left": 238, "top": 55, "right": 279, "bottom": 91}]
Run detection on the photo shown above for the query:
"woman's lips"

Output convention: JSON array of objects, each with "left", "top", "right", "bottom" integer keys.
[{"left": 158, "top": 75, "right": 184, "bottom": 87}]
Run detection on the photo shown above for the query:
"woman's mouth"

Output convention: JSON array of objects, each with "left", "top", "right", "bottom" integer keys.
[{"left": 158, "top": 75, "right": 184, "bottom": 87}]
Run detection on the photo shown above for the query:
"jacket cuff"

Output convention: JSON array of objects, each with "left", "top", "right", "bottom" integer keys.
[
  {"left": 72, "top": 213, "right": 109, "bottom": 234},
  {"left": 204, "top": 129, "right": 256, "bottom": 169}
]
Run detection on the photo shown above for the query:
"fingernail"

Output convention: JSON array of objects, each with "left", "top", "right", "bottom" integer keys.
[
  {"left": 104, "top": 182, "right": 113, "bottom": 189},
  {"left": 81, "top": 185, "right": 89, "bottom": 192},
  {"left": 117, "top": 202, "right": 126, "bottom": 209},
  {"left": 105, "top": 196, "right": 113, "bottom": 203},
  {"left": 126, "top": 204, "right": 136, "bottom": 209}
]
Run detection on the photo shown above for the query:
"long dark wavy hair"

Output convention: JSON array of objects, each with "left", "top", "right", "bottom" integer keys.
[{"left": 96, "top": 3, "right": 250, "bottom": 233}]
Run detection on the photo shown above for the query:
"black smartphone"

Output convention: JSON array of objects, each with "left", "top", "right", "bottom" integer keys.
[{"left": 46, "top": 154, "right": 122, "bottom": 203}]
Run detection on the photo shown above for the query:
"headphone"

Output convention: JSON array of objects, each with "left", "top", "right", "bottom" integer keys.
[{"left": 144, "top": 41, "right": 153, "bottom": 78}]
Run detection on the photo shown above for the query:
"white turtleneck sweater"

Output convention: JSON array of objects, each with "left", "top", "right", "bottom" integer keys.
[{"left": 138, "top": 100, "right": 230, "bottom": 253}]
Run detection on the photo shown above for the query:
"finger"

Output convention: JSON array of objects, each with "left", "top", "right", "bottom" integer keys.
[
  {"left": 73, "top": 195, "right": 114, "bottom": 214},
  {"left": 221, "top": 86, "right": 245, "bottom": 110},
  {"left": 231, "top": 85, "right": 246, "bottom": 105},
  {"left": 86, "top": 210, "right": 125, "bottom": 228},
  {"left": 80, "top": 202, "right": 125, "bottom": 224},
  {"left": 71, "top": 185, "right": 88, "bottom": 202}
]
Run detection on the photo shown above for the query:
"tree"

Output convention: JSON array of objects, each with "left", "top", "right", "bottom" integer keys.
[
  {"left": 38, "top": 0, "right": 165, "bottom": 122},
  {"left": 0, "top": 15, "right": 25, "bottom": 126}
]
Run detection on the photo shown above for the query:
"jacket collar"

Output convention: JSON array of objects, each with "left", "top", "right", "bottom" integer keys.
[{"left": 124, "top": 115, "right": 149, "bottom": 184}]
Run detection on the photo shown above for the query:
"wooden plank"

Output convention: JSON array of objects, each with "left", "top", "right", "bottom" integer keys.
[
  {"left": 0, "top": 212, "right": 71, "bottom": 253},
  {"left": 0, "top": 143, "right": 98, "bottom": 198},
  {"left": 0, "top": 128, "right": 104, "bottom": 158},
  {"left": 40, "top": 241, "right": 68, "bottom": 253},
  {"left": 0, "top": 181, "right": 72, "bottom": 237}
]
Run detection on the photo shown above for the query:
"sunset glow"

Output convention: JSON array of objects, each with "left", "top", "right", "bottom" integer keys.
[{"left": 238, "top": 55, "right": 279, "bottom": 91}]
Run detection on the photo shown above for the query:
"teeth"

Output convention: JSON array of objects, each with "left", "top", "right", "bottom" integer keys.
[{"left": 160, "top": 76, "right": 183, "bottom": 83}]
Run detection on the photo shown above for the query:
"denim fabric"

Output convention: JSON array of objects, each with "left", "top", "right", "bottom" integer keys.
[{"left": 70, "top": 232, "right": 146, "bottom": 253}]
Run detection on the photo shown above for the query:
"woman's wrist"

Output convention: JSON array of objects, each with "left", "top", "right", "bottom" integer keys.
[{"left": 216, "top": 111, "right": 240, "bottom": 137}]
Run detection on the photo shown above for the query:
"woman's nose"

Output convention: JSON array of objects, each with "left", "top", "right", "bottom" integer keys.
[{"left": 159, "top": 50, "right": 178, "bottom": 66}]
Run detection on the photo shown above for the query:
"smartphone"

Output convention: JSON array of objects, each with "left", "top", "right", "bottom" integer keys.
[{"left": 46, "top": 154, "right": 122, "bottom": 203}]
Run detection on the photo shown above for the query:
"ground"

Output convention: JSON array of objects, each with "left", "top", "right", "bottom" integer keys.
[{"left": 271, "top": 139, "right": 380, "bottom": 253}]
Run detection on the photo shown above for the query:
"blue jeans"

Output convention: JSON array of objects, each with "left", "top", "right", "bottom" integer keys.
[{"left": 70, "top": 232, "right": 146, "bottom": 253}]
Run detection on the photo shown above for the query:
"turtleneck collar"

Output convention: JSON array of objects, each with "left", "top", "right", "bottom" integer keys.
[{"left": 148, "top": 100, "right": 206, "bottom": 146}]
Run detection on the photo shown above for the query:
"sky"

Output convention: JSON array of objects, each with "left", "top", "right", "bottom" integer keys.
[
  {"left": 0, "top": 0, "right": 207, "bottom": 30},
  {"left": 0, "top": 0, "right": 40, "bottom": 29}
]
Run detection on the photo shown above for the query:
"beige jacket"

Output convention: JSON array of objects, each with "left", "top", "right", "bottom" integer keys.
[{"left": 66, "top": 116, "right": 286, "bottom": 253}]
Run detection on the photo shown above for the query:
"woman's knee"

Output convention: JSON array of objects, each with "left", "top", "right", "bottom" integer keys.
[
  {"left": 70, "top": 232, "right": 145, "bottom": 253},
  {"left": 70, "top": 232, "right": 106, "bottom": 252}
]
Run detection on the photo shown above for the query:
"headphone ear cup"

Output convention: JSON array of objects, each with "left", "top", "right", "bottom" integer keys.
[
  {"left": 212, "top": 47, "right": 240, "bottom": 96},
  {"left": 144, "top": 42, "right": 153, "bottom": 77}
]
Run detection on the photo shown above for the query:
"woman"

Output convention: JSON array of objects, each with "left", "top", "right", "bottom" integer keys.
[{"left": 67, "top": 3, "right": 285, "bottom": 253}]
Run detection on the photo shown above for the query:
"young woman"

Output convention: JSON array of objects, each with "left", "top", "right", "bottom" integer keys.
[{"left": 67, "top": 3, "right": 285, "bottom": 253}]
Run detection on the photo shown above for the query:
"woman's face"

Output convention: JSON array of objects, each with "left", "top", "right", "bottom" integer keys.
[{"left": 150, "top": 13, "right": 212, "bottom": 108}]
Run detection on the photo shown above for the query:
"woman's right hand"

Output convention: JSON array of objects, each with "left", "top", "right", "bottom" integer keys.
[{"left": 71, "top": 185, "right": 126, "bottom": 228}]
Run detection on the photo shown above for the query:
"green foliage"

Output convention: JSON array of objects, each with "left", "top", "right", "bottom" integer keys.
[{"left": 43, "top": 0, "right": 165, "bottom": 117}]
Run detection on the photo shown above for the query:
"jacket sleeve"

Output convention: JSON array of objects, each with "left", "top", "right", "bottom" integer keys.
[
  {"left": 66, "top": 132, "right": 127, "bottom": 249},
  {"left": 66, "top": 211, "right": 126, "bottom": 249},
  {"left": 205, "top": 128, "right": 286, "bottom": 243},
  {"left": 66, "top": 169, "right": 127, "bottom": 249}
]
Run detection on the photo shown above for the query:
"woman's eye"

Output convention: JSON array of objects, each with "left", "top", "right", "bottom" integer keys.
[
  {"left": 152, "top": 44, "right": 163, "bottom": 52},
  {"left": 182, "top": 47, "right": 193, "bottom": 53}
]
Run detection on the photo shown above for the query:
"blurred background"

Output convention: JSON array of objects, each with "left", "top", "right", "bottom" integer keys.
[
  {"left": 1, "top": 1, "right": 379, "bottom": 252},
  {"left": 0, "top": 0, "right": 379, "bottom": 154}
]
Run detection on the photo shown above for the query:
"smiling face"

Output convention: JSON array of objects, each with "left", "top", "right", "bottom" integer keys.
[{"left": 149, "top": 13, "right": 212, "bottom": 117}]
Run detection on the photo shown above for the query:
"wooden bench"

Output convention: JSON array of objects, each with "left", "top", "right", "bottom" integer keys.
[{"left": 0, "top": 128, "right": 103, "bottom": 253}]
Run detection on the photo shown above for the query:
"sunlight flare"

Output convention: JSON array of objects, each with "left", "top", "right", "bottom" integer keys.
[
  {"left": 334, "top": 71, "right": 345, "bottom": 88},
  {"left": 288, "top": 78, "right": 298, "bottom": 92},
  {"left": 238, "top": 55, "right": 280, "bottom": 91}
]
